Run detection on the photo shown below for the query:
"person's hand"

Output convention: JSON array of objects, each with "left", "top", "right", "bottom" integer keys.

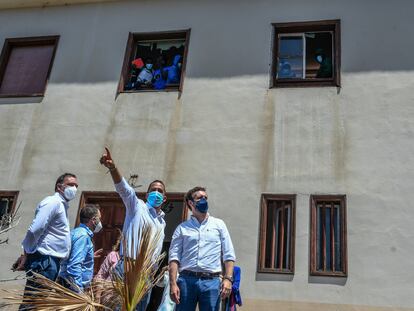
[
  {"left": 94, "top": 248, "right": 104, "bottom": 259},
  {"left": 220, "top": 278, "right": 232, "bottom": 299},
  {"left": 100, "top": 147, "right": 115, "bottom": 170},
  {"left": 169, "top": 283, "right": 180, "bottom": 304},
  {"left": 11, "top": 254, "right": 27, "bottom": 271}
]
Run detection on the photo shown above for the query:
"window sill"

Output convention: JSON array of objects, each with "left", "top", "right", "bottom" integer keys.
[
  {"left": 271, "top": 78, "right": 339, "bottom": 88},
  {"left": 119, "top": 88, "right": 179, "bottom": 94},
  {"left": 310, "top": 271, "right": 347, "bottom": 277},
  {"left": 0, "top": 95, "right": 43, "bottom": 104},
  {"left": 257, "top": 268, "right": 294, "bottom": 275}
]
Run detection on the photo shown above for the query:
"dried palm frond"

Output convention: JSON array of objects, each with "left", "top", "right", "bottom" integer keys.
[
  {"left": 1, "top": 223, "right": 166, "bottom": 311},
  {"left": 0, "top": 272, "right": 109, "bottom": 310},
  {"left": 109, "top": 223, "right": 167, "bottom": 311}
]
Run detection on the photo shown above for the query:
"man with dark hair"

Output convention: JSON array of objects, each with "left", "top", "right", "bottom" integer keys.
[
  {"left": 100, "top": 147, "right": 167, "bottom": 311},
  {"left": 169, "top": 186, "right": 236, "bottom": 311},
  {"left": 12, "top": 173, "right": 78, "bottom": 309},
  {"left": 58, "top": 204, "right": 102, "bottom": 291}
]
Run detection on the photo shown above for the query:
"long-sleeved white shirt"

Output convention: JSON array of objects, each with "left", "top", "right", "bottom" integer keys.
[
  {"left": 115, "top": 178, "right": 165, "bottom": 259},
  {"left": 169, "top": 215, "right": 236, "bottom": 273},
  {"left": 22, "top": 193, "right": 71, "bottom": 258}
]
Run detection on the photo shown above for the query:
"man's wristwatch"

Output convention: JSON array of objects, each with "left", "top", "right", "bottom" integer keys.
[{"left": 223, "top": 275, "right": 233, "bottom": 283}]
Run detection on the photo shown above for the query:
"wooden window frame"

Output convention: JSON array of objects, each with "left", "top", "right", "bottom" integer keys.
[
  {"left": 310, "top": 194, "right": 347, "bottom": 277},
  {"left": 271, "top": 19, "right": 340, "bottom": 88},
  {"left": 117, "top": 29, "right": 191, "bottom": 96},
  {"left": 258, "top": 194, "right": 296, "bottom": 274},
  {"left": 0, "top": 36, "right": 59, "bottom": 98},
  {"left": 0, "top": 191, "right": 19, "bottom": 216}
]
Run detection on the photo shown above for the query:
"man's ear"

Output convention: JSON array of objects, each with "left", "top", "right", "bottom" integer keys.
[{"left": 56, "top": 183, "right": 64, "bottom": 192}]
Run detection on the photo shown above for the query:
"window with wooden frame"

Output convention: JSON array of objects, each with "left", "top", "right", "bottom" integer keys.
[
  {"left": 258, "top": 194, "right": 296, "bottom": 274},
  {"left": 0, "top": 191, "right": 19, "bottom": 221},
  {"left": 271, "top": 20, "right": 340, "bottom": 88},
  {"left": 118, "top": 30, "right": 190, "bottom": 94},
  {"left": 0, "top": 36, "right": 59, "bottom": 97},
  {"left": 310, "top": 195, "right": 347, "bottom": 277}
]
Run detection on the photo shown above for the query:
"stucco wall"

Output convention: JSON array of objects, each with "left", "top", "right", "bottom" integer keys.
[{"left": 0, "top": 0, "right": 413, "bottom": 309}]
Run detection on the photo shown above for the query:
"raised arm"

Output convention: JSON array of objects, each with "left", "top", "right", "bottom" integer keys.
[
  {"left": 100, "top": 147, "right": 140, "bottom": 216},
  {"left": 100, "top": 147, "right": 122, "bottom": 184}
]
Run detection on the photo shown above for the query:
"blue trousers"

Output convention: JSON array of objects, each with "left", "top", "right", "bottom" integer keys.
[
  {"left": 114, "top": 258, "right": 152, "bottom": 311},
  {"left": 19, "top": 252, "right": 61, "bottom": 310},
  {"left": 176, "top": 275, "right": 221, "bottom": 311}
]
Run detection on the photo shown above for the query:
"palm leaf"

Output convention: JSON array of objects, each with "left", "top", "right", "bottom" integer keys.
[
  {"left": 110, "top": 223, "right": 167, "bottom": 311},
  {"left": 1, "top": 222, "right": 166, "bottom": 311},
  {"left": 1, "top": 272, "right": 109, "bottom": 310}
]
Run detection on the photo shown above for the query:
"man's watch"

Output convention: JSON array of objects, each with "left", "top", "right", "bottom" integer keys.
[{"left": 223, "top": 275, "right": 233, "bottom": 283}]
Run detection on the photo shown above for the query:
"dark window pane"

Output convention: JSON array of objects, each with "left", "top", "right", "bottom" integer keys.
[
  {"left": 334, "top": 205, "right": 341, "bottom": 271},
  {"left": 275, "top": 208, "right": 281, "bottom": 268},
  {"left": 305, "top": 32, "right": 333, "bottom": 79},
  {"left": 316, "top": 204, "right": 323, "bottom": 270},
  {"left": 125, "top": 39, "right": 185, "bottom": 91},
  {"left": 325, "top": 206, "right": 332, "bottom": 271},
  {"left": 265, "top": 205, "right": 274, "bottom": 268},
  {"left": 0, "top": 44, "right": 55, "bottom": 95},
  {"left": 284, "top": 205, "right": 291, "bottom": 269},
  {"left": 277, "top": 36, "right": 303, "bottom": 79},
  {"left": 0, "top": 198, "right": 9, "bottom": 218}
]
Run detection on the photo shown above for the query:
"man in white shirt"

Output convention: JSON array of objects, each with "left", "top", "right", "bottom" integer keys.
[
  {"left": 100, "top": 147, "right": 167, "bottom": 311},
  {"left": 13, "top": 173, "right": 78, "bottom": 309},
  {"left": 168, "top": 187, "right": 236, "bottom": 311}
]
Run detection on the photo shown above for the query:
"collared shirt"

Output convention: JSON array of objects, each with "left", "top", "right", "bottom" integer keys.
[
  {"left": 115, "top": 178, "right": 166, "bottom": 259},
  {"left": 22, "top": 192, "right": 71, "bottom": 258},
  {"left": 169, "top": 215, "right": 236, "bottom": 273},
  {"left": 59, "top": 224, "right": 94, "bottom": 290}
]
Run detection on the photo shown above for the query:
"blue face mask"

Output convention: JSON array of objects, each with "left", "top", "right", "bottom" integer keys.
[
  {"left": 316, "top": 55, "right": 323, "bottom": 63},
  {"left": 147, "top": 191, "right": 164, "bottom": 207},
  {"left": 195, "top": 198, "right": 208, "bottom": 213}
]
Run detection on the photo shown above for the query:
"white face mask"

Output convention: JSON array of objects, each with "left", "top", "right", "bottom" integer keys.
[
  {"left": 63, "top": 185, "right": 77, "bottom": 201},
  {"left": 94, "top": 221, "right": 103, "bottom": 233}
]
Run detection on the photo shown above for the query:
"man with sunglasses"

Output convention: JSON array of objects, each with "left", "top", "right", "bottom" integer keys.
[{"left": 168, "top": 187, "right": 236, "bottom": 311}]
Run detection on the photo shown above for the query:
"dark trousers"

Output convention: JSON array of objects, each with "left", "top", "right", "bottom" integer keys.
[{"left": 19, "top": 252, "right": 61, "bottom": 310}]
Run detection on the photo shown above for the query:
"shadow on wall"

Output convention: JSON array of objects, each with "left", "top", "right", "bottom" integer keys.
[
  {"left": 308, "top": 275, "right": 347, "bottom": 286},
  {"left": 256, "top": 272, "right": 294, "bottom": 282}
]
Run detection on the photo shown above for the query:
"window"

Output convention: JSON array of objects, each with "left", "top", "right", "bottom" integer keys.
[
  {"left": 0, "top": 191, "right": 19, "bottom": 225},
  {"left": 0, "top": 36, "right": 59, "bottom": 97},
  {"left": 258, "top": 194, "right": 296, "bottom": 274},
  {"left": 271, "top": 20, "right": 340, "bottom": 87},
  {"left": 118, "top": 30, "right": 190, "bottom": 94},
  {"left": 310, "top": 195, "right": 347, "bottom": 276}
]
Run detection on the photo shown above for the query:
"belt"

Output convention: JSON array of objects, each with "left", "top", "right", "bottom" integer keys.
[{"left": 180, "top": 270, "right": 221, "bottom": 279}]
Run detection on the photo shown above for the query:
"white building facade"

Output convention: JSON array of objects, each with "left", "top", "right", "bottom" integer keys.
[{"left": 0, "top": 0, "right": 413, "bottom": 310}]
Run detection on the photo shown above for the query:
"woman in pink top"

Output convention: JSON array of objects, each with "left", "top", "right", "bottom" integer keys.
[{"left": 95, "top": 229, "right": 122, "bottom": 281}]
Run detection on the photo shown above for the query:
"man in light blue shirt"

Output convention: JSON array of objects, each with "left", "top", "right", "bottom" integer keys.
[
  {"left": 169, "top": 186, "right": 236, "bottom": 311},
  {"left": 100, "top": 147, "right": 167, "bottom": 311},
  {"left": 58, "top": 204, "right": 102, "bottom": 291},
  {"left": 12, "top": 173, "right": 78, "bottom": 310}
]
